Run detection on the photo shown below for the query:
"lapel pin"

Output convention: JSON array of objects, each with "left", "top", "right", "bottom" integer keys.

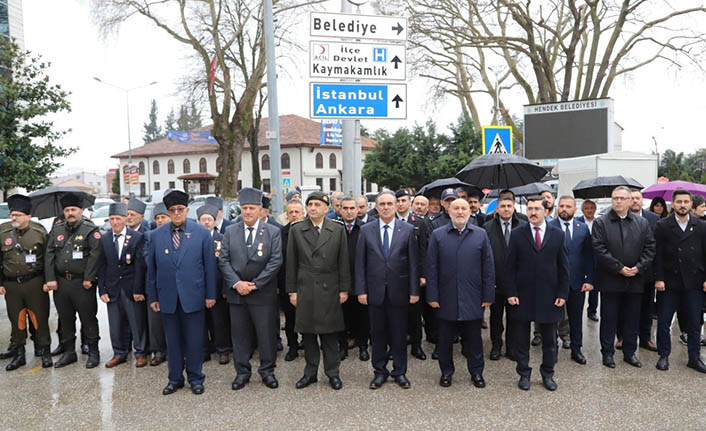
[
  {"left": 185, "top": 232, "right": 191, "bottom": 239},
  {"left": 165, "top": 248, "right": 169, "bottom": 254}
]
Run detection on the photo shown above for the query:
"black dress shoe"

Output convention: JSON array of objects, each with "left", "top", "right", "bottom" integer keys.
[
  {"left": 297, "top": 341, "right": 305, "bottom": 350},
  {"left": 263, "top": 375, "right": 279, "bottom": 389},
  {"left": 54, "top": 351, "right": 78, "bottom": 368},
  {"left": 50, "top": 344, "right": 65, "bottom": 357},
  {"left": 439, "top": 375, "right": 452, "bottom": 387},
  {"left": 285, "top": 347, "right": 298, "bottom": 362},
  {"left": 329, "top": 376, "right": 343, "bottom": 390},
  {"left": 191, "top": 384, "right": 205, "bottom": 395},
  {"left": 623, "top": 354, "right": 642, "bottom": 368},
  {"left": 471, "top": 374, "right": 485, "bottom": 388},
  {"left": 518, "top": 375, "right": 530, "bottom": 391},
  {"left": 41, "top": 348, "right": 53, "bottom": 368},
  {"left": 162, "top": 382, "right": 184, "bottom": 395},
  {"left": 587, "top": 312, "right": 599, "bottom": 322},
  {"left": 656, "top": 356, "right": 669, "bottom": 371},
  {"left": 531, "top": 335, "right": 542, "bottom": 346},
  {"left": 81, "top": 344, "right": 89, "bottom": 355},
  {"left": 85, "top": 350, "right": 100, "bottom": 369},
  {"left": 5, "top": 347, "right": 26, "bottom": 371},
  {"left": 602, "top": 355, "right": 616, "bottom": 368},
  {"left": 561, "top": 339, "right": 571, "bottom": 349},
  {"left": 231, "top": 375, "right": 250, "bottom": 390},
  {"left": 411, "top": 345, "right": 426, "bottom": 360},
  {"left": 394, "top": 374, "right": 411, "bottom": 389},
  {"left": 359, "top": 347, "right": 370, "bottom": 361},
  {"left": 687, "top": 358, "right": 706, "bottom": 373},
  {"left": 369, "top": 375, "right": 387, "bottom": 389},
  {"left": 277, "top": 340, "right": 283, "bottom": 352},
  {"left": 489, "top": 347, "right": 501, "bottom": 361},
  {"left": 431, "top": 346, "right": 439, "bottom": 360},
  {"left": 0, "top": 346, "right": 15, "bottom": 360},
  {"left": 571, "top": 350, "right": 587, "bottom": 365},
  {"left": 542, "top": 376, "right": 557, "bottom": 391},
  {"left": 295, "top": 375, "right": 317, "bottom": 389}
]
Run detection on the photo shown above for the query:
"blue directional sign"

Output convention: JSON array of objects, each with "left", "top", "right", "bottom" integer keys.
[
  {"left": 482, "top": 126, "right": 513, "bottom": 154},
  {"left": 310, "top": 82, "right": 407, "bottom": 119}
]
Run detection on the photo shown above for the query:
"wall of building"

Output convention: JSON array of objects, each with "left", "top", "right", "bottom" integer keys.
[{"left": 7, "top": 0, "right": 23, "bottom": 48}]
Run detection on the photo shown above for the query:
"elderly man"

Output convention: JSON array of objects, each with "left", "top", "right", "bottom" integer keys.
[
  {"left": 412, "top": 195, "right": 429, "bottom": 219},
  {"left": 127, "top": 198, "right": 149, "bottom": 233},
  {"left": 146, "top": 202, "right": 169, "bottom": 366},
  {"left": 592, "top": 186, "right": 655, "bottom": 369},
  {"left": 278, "top": 199, "right": 306, "bottom": 361},
  {"left": 326, "top": 191, "right": 344, "bottom": 220},
  {"left": 356, "top": 195, "right": 375, "bottom": 224},
  {"left": 205, "top": 196, "right": 233, "bottom": 235},
  {"left": 427, "top": 198, "right": 494, "bottom": 388}
]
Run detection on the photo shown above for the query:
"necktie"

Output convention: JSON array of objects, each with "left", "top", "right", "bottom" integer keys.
[
  {"left": 172, "top": 227, "right": 181, "bottom": 250},
  {"left": 246, "top": 227, "right": 254, "bottom": 247},
  {"left": 382, "top": 225, "right": 390, "bottom": 257},
  {"left": 564, "top": 222, "right": 572, "bottom": 245},
  {"left": 114, "top": 233, "right": 121, "bottom": 258},
  {"left": 315, "top": 225, "right": 320, "bottom": 236},
  {"left": 503, "top": 222, "right": 510, "bottom": 246},
  {"left": 347, "top": 223, "right": 352, "bottom": 234},
  {"left": 534, "top": 226, "right": 542, "bottom": 249}
]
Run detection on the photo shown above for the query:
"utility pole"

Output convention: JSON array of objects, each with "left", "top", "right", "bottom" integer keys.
[
  {"left": 340, "top": 0, "right": 362, "bottom": 196},
  {"left": 264, "top": 0, "right": 282, "bottom": 216}
]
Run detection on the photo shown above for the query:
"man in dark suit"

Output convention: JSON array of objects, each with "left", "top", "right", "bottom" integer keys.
[
  {"left": 146, "top": 190, "right": 217, "bottom": 395},
  {"left": 356, "top": 195, "right": 376, "bottom": 224},
  {"left": 145, "top": 203, "right": 169, "bottom": 366},
  {"left": 277, "top": 199, "right": 305, "bottom": 361},
  {"left": 592, "top": 186, "right": 655, "bottom": 369},
  {"left": 483, "top": 196, "right": 526, "bottom": 360},
  {"left": 464, "top": 187, "right": 486, "bottom": 226},
  {"left": 551, "top": 196, "right": 595, "bottom": 364},
  {"left": 506, "top": 195, "right": 569, "bottom": 391},
  {"left": 577, "top": 199, "right": 599, "bottom": 322},
  {"left": 486, "top": 189, "right": 529, "bottom": 222},
  {"left": 127, "top": 198, "right": 150, "bottom": 233},
  {"left": 218, "top": 188, "right": 283, "bottom": 390},
  {"left": 653, "top": 189, "right": 706, "bottom": 373},
  {"left": 355, "top": 191, "right": 419, "bottom": 389},
  {"left": 98, "top": 203, "right": 149, "bottom": 368},
  {"left": 205, "top": 196, "right": 233, "bottom": 235},
  {"left": 427, "top": 198, "right": 495, "bottom": 388}
]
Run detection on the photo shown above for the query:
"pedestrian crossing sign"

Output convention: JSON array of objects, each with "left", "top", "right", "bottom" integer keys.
[{"left": 482, "top": 126, "right": 513, "bottom": 155}]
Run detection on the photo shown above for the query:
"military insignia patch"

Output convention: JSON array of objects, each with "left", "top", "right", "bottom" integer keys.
[
  {"left": 4, "top": 238, "right": 12, "bottom": 246},
  {"left": 93, "top": 232, "right": 101, "bottom": 239},
  {"left": 57, "top": 235, "right": 65, "bottom": 242}
]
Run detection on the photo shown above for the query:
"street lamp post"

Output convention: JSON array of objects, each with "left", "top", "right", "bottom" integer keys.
[{"left": 93, "top": 77, "right": 157, "bottom": 197}]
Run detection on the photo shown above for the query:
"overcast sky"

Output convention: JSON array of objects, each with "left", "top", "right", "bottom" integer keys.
[{"left": 21, "top": 0, "right": 706, "bottom": 176}]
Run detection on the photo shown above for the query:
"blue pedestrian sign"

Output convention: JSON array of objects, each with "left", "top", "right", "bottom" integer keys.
[
  {"left": 310, "top": 82, "right": 407, "bottom": 119},
  {"left": 482, "top": 126, "right": 513, "bottom": 155}
]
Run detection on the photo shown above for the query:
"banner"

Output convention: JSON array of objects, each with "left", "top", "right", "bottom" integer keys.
[
  {"left": 320, "top": 119, "right": 342, "bottom": 146},
  {"left": 167, "top": 130, "right": 217, "bottom": 144}
]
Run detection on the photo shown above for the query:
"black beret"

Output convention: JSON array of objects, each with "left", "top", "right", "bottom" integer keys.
[
  {"left": 127, "top": 198, "right": 146, "bottom": 214},
  {"left": 163, "top": 190, "right": 189, "bottom": 209},
  {"left": 395, "top": 189, "right": 410, "bottom": 199},
  {"left": 60, "top": 192, "right": 84, "bottom": 209},
  {"left": 109, "top": 203, "right": 128, "bottom": 217},
  {"left": 7, "top": 194, "right": 32, "bottom": 215},
  {"left": 306, "top": 191, "right": 329, "bottom": 206},
  {"left": 238, "top": 188, "right": 263, "bottom": 206},
  {"left": 152, "top": 203, "right": 168, "bottom": 218},
  {"left": 262, "top": 195, "right": 271, "bottom": 209},
  {"left": 196, "top": 204, "right": 219, "bottom": 221},
  {"left": 205, "top": 196, "right": 223, "bottom": 209}
]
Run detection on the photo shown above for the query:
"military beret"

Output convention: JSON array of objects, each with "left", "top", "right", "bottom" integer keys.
[
  {"left": 196, "top": 204, "right": 219, "bottom": 221},
  {"left": 109, "top": 203, "right": 128, "bottom": 217},
  {"left": 306, "top": 191, "right": 329, "bottom": 206},
  {"left": 7, "top": 194, "right": 32, "bottom": 215},
  {"left": 152, "top": 202, "right": 168, "bottom": 219},
  {"left": 238, "top": 187, "right": 263, "bottom": 206},
  {"left": 163, "top": 190, "right": 189, "bottom": 209},
  {"left": 127, "top": 198, "right": 146, "bottom": 214},
  {"left": 262, "top": 195, "right": 271, "bottom": 209},
  {"left": 60, "top": 192, "right": 85, "bottom": 209},
  {"left": 205, "top": 196, "right": 223, "bottom": 209},
  {"left": 395, "top": 189, "right": 410, "bottom": 199},
  {"left": 440, "top": 188, "right": 458, "bottom": 201}
]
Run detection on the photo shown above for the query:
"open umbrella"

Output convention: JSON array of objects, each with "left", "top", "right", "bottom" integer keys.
[
  {"left": 417, "top": 178, "right": 481, "bottom": 199},
  {"left": 641, "top": 180, "right": 706, "bottom": 201},
  {"left": 572, "top": 176, "right": 643, "bottom": 199},
  {"left": 29, "top": 186, "right": 96, "bottom": 219},
  {"left": 487, "top": 182, "right": 553, "bottom": 198},
  {"left": 455, "top": 154, "right": 547, "bottom": 190}
]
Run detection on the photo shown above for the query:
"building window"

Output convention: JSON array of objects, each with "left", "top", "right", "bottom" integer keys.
[
  {"left": 140, "top": 183, "right": 146, "bottom": 196},
  {"left": 183, "top": 159, "right": 191, "bottom": 174},
  {"left": 138, "top": 161, "right": 145, "bottom": 175},
  {"left": 261, "top": 154, "right": 270, "bottom": 170},
  {"left": 237, "top": 180, "right": 242, "bottom": 190},
  {"left": 167, "top": 159, "right": 175, "bottom": 174},
  {"left": 281, "top": 153, "right": 290, "bottom": 169},
  {"left": 199, "top": 157, "right": 207, "bottom": 173},
  {"left": 152, "top": 160, "right": 160, "bottom": 175},
  {"left": 366, "top": 181, "right": 372, "bottom": 193},
  {"left": 315, "top": 153, "right": 323, "bottom": 169},
  {"left": 0, "top": 1, "right": 8, "bottom": 40},
  {"left": 263, "top": 179, "right": 271, "bottom": 193},
  {"left": 168, "top": 181, "right": 175, "bottom": 189},
  {"left": 329, "top": 153, "right": 336, "bottom": 169},
  {"left": 316, "top": 178, "right": 323, "bottom": 190},
  {"left": 154, "top": 182, "right": 160, "bottom": 191},
  {"left": 329, "top": 178, "right": 336, "bottom": 191}
]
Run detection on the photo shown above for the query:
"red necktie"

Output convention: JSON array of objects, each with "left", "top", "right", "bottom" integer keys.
[
  {"left": 347, "top": 223, "right": 352, "bottom": 234},
  {"left": 534, "top": 226, "right": 542, "bottom": 249}
]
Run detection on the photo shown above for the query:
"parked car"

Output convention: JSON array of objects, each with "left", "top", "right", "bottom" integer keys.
[
  {"left": 224, "top": 200, "right": 241, "bottom": 221},
  {"left": 0, "top": 203, "right": 9, "bottom": 224}
]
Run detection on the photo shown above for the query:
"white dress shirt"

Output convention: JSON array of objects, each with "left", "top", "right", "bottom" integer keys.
[
  {"left": 560, "top": 218, "right": 574, "bottom": 238},
  {"left": 112, "top": 227, "right": 127, "bottom": 258},
  {"left": 531, "top": 221, "right": 546, "bottom": 243},
  {"left": 379, "top": 218, "right": 395, "bottom": 245},
  {"left": 244, "top": 219, "right": 260, "bottom": 244},
  {"left": 677, "top": 215, "right": 689, "bottom": 232}
]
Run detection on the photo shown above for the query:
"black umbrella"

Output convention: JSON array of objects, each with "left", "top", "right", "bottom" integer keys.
[
  {"left": 29, "top": 187, "right": 96, "bottom": 219},
  {"left": 487, "top": 182, "right": 553, "bottom": 198},
  {"left": 572, "top": 176, "right": 643, "bottom": 199},
  {"left": 417, "top": 178, "right": 481, "bottom": 199},
  {"left": 455, "top": 154, "right": 548, "bottom": 190}
]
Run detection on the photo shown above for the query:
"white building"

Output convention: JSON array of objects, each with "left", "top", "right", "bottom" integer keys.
[
  {"left": 111, "top": 115, "right": 381, "bottom": 198},
  {"left": 2, "top": 0, "right": 24, "bottom": 47},
  {"left": 50, "top": 171, "right": 109, "bottom": 195}
]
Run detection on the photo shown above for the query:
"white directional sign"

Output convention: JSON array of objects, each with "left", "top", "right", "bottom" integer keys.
[
  {"left": 310, "top": 40, "right": 406, "bottom": 81},
  {"left": 310, "top": 82, "right": 407, "bottom": 120},
  {"left": 310, "top": 12, "right": 408, "bottom": 42}
]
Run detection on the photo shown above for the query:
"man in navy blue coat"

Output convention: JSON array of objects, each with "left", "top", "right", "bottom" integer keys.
[
  {"left": 98, "top": 203, "right": 149, "bottom": 368},
  {"left": 427, "top": 198, "right": 495, "bottom": 389},
  {"left": 146, "top": 190, "right": 217, "bottom": 396},
  {"left": 551, "top": 196, "right": 595, "bottom": 365},
  {"left": 506, "top": 196, "right": 569, "bottom": 391},
  {"left": 355, "top": 191, "right": 419, "bottom": 390}
]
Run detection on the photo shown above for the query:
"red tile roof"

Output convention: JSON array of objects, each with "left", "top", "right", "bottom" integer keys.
[{"left": 111, "top": 114, "right": 377, "bottom": 159}]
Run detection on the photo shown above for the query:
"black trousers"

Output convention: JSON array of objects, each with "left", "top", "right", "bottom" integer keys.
[
  {"left": 587, "top": 290, "right": 599, "bottom": 315},
  {"left": 616, "top": 281, "right": 655, "bottom": 343},
  {"left": 148, "top": 306, "right": 167, "bottom": 357},
  {"left": 230, "top": 303, "right": 277, "bottom": 378},
  {"left": 341, "top": 296, "right": 369, "bottom": 348},
  {"left": 278, "top": 290, "right": 297, "bottom": 347},
  {"left": 511, "top": 319, "right": 557, "bottom": 378},
  {"left": 422, "top": 288, "right": 439, "bottom": 343},
  {"left": 600, "top": 291, "right": 641, "bottom": 358},
  {"left": 657, "top": 289, "right": 703, "bottom": 360},
  {"left": 302, "top": 333, "right": 339, "bottom": 379},
  {"left": 205, "top": 295, "right": 231, "bottom": 354},
  {"left": 438, "top": 319, "right": 483, "bottom": 376},
  {"left": 489, "top": 290, "right": 512, "bottom": 351},
  {"left": 3, "top": 276, "right": 51, "bottom": 349},
  {"left": 369, "top": 301, "right": 407, "bottom": 377},
  {"left": 407, "top": 301, "right": 423, "bottom": 347},
  {"left": 54, "top": 278, "right": 99, "bottom": 349},
  {"left": 566, "top": 290, "right": 586, "bottom": 350}
]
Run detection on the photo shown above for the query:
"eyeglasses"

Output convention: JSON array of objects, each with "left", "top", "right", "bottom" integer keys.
[
  {"left": 168, "top": 207, "right": 187, "bottom": 213},
  {"left": 611, "top": 197, "right": 630, "bottom": 201}
]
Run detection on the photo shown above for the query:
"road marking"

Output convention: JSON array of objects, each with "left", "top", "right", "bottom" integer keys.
[{"left": 22, "top": 365, "right": 42, "bottom": 376}]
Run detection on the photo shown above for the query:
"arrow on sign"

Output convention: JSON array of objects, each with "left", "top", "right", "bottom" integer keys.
[
  {"left": 392, "top": 94, "right": 404, "bottom": 108},
  {"left": 391, "top": 55, "right": 402, "bottom": 69},
  {"left": 392, "top": 22, "right": 404, "bottom": 35}
]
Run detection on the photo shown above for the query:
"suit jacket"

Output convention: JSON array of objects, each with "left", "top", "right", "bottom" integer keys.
[
  {"left": 397, "top": 212, "right": 428, "bottom": 277},
  {"left": 211, "top": 229, "right": 225, "bottom": 295},
  {"left": 426, "top": 221, "right": 495, "bottom": 321},
  {"left": 506, "top": 223, "right": 569, "bottom": 323},
  {"left": 145, "top": 219, "right": 217, "bottom": 314},
  {"left": 482, "top": 212, "right": 527, "bottom": 295},
  {"left": 470, "top": 211, "right": 486, "bottom": 226},
  {"left": 218, "top": 219, "right": 233, "bottom": 235},
  {"left": 218, "top": 220, "right": 283, "bottom": 305},
  {"left": 640, "top": 209, "right": 660, "bottom": 232},
  {"left": 354, "top": 219, "right": 419, "bottom": 307},
  {"left": 343, "top": 219, "right": 363, "bottom": 286},
  {"left": 550, "top": 218, "right": 595, "bottom": 291},
  {"left": 277, "top": 223, "right": 292, "bottom": 296},
  {"left": 97, "top": 228, "right": 146, "bottom": 300},
  {"left": 654, "top": 215, "right": 706, "bottom": 290}
]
